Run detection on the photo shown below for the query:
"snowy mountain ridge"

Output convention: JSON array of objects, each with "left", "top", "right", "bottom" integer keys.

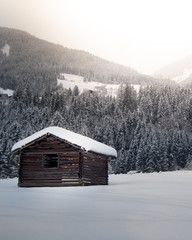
[
  {"left": 172, "top": 68, "right": 192, "bottom": 84},
  {"left": 58, "top": 73, "right": 140, "bottom": 97},
  {"left": 154, "top": 54, "right": 192, "bottom": 85}
]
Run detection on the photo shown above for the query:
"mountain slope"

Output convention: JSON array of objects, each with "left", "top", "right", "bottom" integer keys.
[
  {"left": 0, "top": 27, "right": 157, "bottom": 92},
  {"left": 154, "top": 54, "right": 192, "bottom": 85}
]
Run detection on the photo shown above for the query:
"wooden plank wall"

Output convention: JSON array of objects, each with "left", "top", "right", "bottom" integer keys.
[
  {"left": 82, "top": 152, "right": 108, "bottom": 185},
  {"left": 19, "top": 136, "right": 81, "bottom": 187}
]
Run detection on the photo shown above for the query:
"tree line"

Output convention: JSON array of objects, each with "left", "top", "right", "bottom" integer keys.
[{"left": 0, "top": 83, "right": 192, "bottom": 178}]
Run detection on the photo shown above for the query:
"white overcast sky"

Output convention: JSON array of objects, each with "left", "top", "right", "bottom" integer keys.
[{"left": 1, "top": 0, "right": 192, "bottom": 74}]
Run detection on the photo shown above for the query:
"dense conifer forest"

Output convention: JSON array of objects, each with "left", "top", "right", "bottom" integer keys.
[{"left": 1, "top": 83, "right": 192, "bottom": 178}]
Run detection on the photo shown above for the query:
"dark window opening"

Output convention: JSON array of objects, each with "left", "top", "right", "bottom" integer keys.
[{"left": 43, "top": 154, "right": 59, "bottom": 168}]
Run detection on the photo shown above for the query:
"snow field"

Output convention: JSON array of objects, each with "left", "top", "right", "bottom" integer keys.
[
  {"left": 1, "top": 43, "right": 10, "bottom": 57},
  {"left": 58, "top": 73, "right": 140, "bottom": 97},
  {"left": 1, "top": 171, "right": 192, "bottom": 240},
  {"left": 0, "top": 87, "right": 13, "bottom": 96}
]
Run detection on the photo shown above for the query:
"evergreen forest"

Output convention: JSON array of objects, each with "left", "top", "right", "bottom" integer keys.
[{"left": 1, "top": 83, "right": 192, "bottom": 178}]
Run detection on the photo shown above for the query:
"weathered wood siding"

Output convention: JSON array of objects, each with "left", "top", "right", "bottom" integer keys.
[
  {"left": 19, "top": 135, "right": 81, "bottom": 187},
  {"left": 18, "top": 134, "right": 109, "bottom": 187},
  {"left": 82, "top": 152, "right": 108, "bottom": 185}
]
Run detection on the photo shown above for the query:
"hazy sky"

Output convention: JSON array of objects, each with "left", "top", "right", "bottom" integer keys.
[{"left": 1, "top": 0, "right": 192, "bottom": 74}]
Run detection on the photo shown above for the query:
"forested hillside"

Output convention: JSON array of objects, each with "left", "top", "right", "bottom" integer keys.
[
  {"left": 0, "top": 27, "right": 157, "bottom": 93},
  {"left": 1, "top": 83, "right": 192, "bottom": 178},
  {"left": 0, "top": 27, "right": 191, "bottom": 178}
]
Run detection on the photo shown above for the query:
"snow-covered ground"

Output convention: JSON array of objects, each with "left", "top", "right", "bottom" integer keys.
[
  {"left": 0, "top": 87, "right": 13, "bottom": 96},
  {"left": 1, "top": 43, "right": 10, "bottom": 57},
  {"left": 58, "top": 73, "right": 140, "bottom": 97},
  {"left": 1, "top": 171, "right": 192, "bottom": 240}
]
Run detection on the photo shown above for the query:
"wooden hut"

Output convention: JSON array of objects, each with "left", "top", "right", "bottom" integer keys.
[{"left": 12, "top": 126, "right": 117, "bottom": 187}]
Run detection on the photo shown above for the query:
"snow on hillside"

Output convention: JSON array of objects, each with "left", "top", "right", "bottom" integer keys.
[
  {"left": 58, "top": 73, "right": 140, "bottom": 97},
  {"left": 1, "top": 43, "right": 10, "bottom": 57},
  {"left": 1, "top": 171, "right": 192, "bottom": 240},
  {"left": 0, "top": 87, "right": 13, "bottom": 96},
  {"left": 172, "top": 68, "right": 192, "bottom": 83}
]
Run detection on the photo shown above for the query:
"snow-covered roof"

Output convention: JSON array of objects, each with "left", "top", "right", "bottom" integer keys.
[{"left": 12, "top": 126, "right": 117, "bottom": 157}]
